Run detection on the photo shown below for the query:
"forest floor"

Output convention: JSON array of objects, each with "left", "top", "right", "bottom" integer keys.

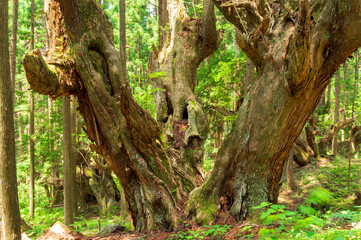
[{"left": 32, "top": 156, "right": 361, "bottom": 240}]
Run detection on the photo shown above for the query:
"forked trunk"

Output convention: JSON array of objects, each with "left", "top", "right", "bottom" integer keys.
[
  {"left": 187, "top": 0, "right": 361, "bottom": 223},
  {"left": 148, "top": 0, "right": 221, "bottom": 191}
]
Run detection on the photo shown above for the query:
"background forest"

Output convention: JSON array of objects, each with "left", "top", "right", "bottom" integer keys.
[{"left": 2, "top": 0, "right": 361, "bottom": 239}]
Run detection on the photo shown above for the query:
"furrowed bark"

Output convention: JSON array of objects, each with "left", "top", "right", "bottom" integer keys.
[
  {"left": 187, "top": 0, "right": 361, "bottom": 223},
  {"left": 149, "top": 0, "right": 222, "bottom": 191},
  {"left": 24, "top": 0, "right": 184, "bottom": 231}
]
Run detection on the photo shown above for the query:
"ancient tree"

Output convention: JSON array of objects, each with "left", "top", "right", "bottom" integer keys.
[
  {"left": 148, "top": 0, "right": 222, "bottom": 189},
  {"left": 23, "top": 0, "right": 361, "bottom": 232},
  {"left": 187, "top": 0, "right": 361, "bottom": 223},
  {"left": 0, "top": 0, "right": 21, "bottom": 238}
]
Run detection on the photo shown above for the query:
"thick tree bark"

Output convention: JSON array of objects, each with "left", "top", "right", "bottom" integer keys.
[
  {"left": 244, "top": 57, "right": 255, "bottom": 94},
  {"left": 0, "top": 0, "right": 22, "bottom": 238},
  {"left": 187, "top": 0, "right": 361, "bottom": 223},
  {"left": 23, "top": 0, "right": 361, "bottom": 231},
  {"left": 24, "top": 0, "right": 186, "bottom": 231},
  {"left": 149, "top": 0, "right": 222, "bottom": 191}
]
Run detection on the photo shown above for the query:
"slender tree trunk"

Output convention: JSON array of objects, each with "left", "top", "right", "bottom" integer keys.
[
  {"left": 118, "top": 0, "right": 129, "bottom": 219},
  {"left": 29, "top": 0, "right": 35, "bottom": 219},
  {"left": 119, "top": 0, "right": 126, "bottom": 81},
  {"left": 18, "top": 81, "right": 24, "bottom": 161},
  {"left": 351, "top": 52, "right": 358, "bottom": 157},
  {"left": 332, "top": 71, "right": 340, "bottom": 156},
  {"left": 10, "top": 0, "right": 18, "bottom": 97},
  {"left": 0, "top": 0, "right": 21, "bottom": 238},
  {"left": 70, "top": 95, "right": 77, "bottom": 216},
  {"left": 29, "top": 92, "right": 35, "bottom": 218},
  {"left": 342, "top": 62, "right": 348, "bottom": 141},
  {"left": 63, "top": 96, "right": 75, "bottom": 226}
]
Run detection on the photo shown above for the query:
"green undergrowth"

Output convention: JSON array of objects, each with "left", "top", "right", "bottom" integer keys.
[
  {"left": 250, "top": 201, "right": 361, "bottom": 239},
  {"left": 23, "top": 204, "right": 130, "bottom": 239},
  {"left": 168, "top": 224, "right": 232, "bottom": 240},
  {"left": 19, "top": 182, "right": 130, "bottom": 239}
]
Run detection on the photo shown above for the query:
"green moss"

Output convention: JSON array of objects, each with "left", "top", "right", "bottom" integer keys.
[{"left": 187, "top": 190, "right": 217, "bottom": 225}]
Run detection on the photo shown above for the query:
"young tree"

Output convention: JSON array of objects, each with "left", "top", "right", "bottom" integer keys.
[
  {"left": 0, "top": 0, "right": 21, "bottom": 238},
  {"left": 23, "top": 0, "right": 361, "bottom": 231}
]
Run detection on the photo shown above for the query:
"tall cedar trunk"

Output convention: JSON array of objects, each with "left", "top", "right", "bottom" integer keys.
[
  {"left": 48, "top": 97, "right": 57, "bottom": 199},
  {"left": 149, "top": 0, "right": 221, "bottom": 191},
  {"left": 23, "top": 0, "right": 361, "bottom": 231},
  {"left": 186, "top": 0, "right": 361, "bottom": 223},
  {"left": 0, "top": 0, "right": 22, "bottom": 238},
  {"left": 342, "top": 62, "right": 348, "bottom": 141},
  {"left": 119, "top": 0, "right": 129, "bottom": 219},
  {"left": 351, "top": 52, "right": 359, "bottom": 157},
  {"left": 119, "top": 0, "right": 126, "bottom": 81},
  {"left": 70, "top": 95, "right": 78, "bottom": 216},
  {"left": 18, "top": 81, "right": 24, "bottom": 160},
  {"left": 29, "top": 0, "right": 35, "bottom": 219},
  {"left": 332, "top": 71, "right": 340, "bottom": 156},
  {"left": 29, "top": 92, "right": 35, "bottom": 218},
  {"left": 10, "top": 0, "right": 18, "bottom": 97},
  {"left": 63, "top": 96, "right": 75, "bottom": 225}
]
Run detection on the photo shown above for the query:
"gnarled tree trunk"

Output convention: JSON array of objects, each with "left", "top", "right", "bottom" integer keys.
[
  {"left": 24, "top": 0, "right": 188, "bottom": 231},
  {"left": 148, "top": 0, "right": 221, "bottom": 191},
  {"left": 23, "top": 0, "right": 361, "bottom": 232},
  {"left": 187, "top": 0, "right": 361, "bottom": 223}
]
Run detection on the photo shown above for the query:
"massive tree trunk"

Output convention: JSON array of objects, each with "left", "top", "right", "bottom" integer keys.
[
  {"left": 25, "top": 0, "right": 187, "bottom": 231},
  {"left": 23, "top": 0, "right": 361, "bottom": 232},
  {"left": 0, "top": 0, "right": 21, "bottom": 238},
  {"left": 186, "top": 0, "right": 361, "bottom": 223},
  {"left": 148, "top": 0, "right": 221, "bottom": 191}
]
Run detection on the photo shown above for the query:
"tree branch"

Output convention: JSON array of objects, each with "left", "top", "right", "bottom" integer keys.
[
  {"left": 201, "top": 0, "right": 219, "bottom": 53},
  {"left": 214, "top": 0, "right": 270, "bottom": 70},
  {"left": 22, "top": 50, "right": 81, "bottom": 98},
  {"left": 312, "top": 0, "right": 361, "bottom": 89},
  {"left": 285, "top": 0, "right": 312, "bottom": 95},
  {"left": 322, "top": 114, "right": 358, "bottom": 143}
]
